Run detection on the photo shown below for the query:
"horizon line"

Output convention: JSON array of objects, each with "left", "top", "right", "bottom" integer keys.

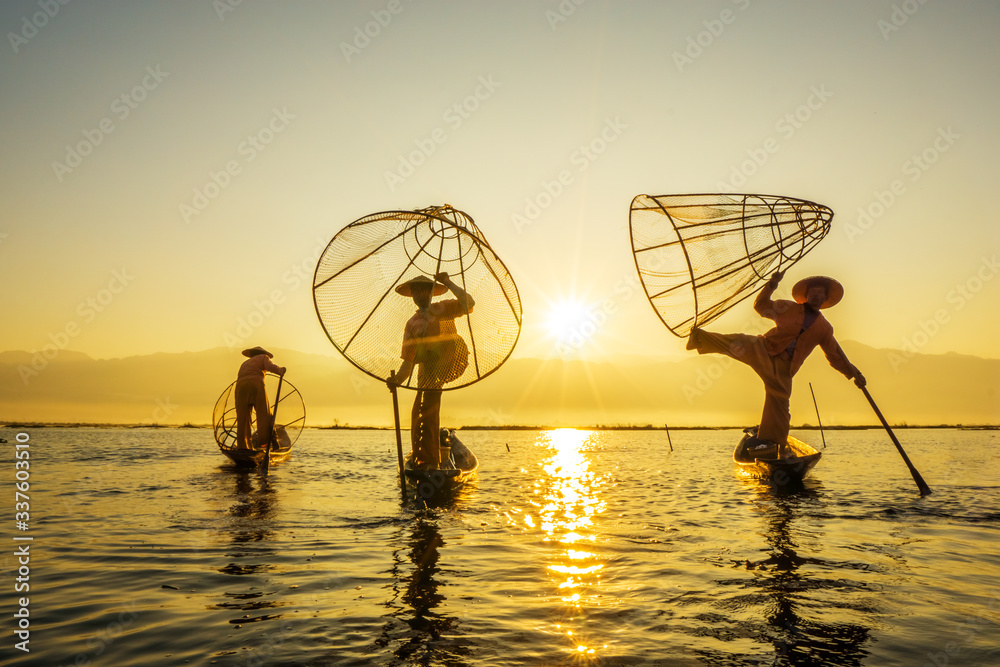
[
  {"left": 3, "top": 422, "right": 997, "bottom": 431},
  {"left": 2, "top": 340, "right": 999, "bottom": 363}
]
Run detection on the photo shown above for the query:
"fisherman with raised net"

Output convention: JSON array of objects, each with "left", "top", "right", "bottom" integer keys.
[
  {"left": 388, "top": 272, "right": 474, "bottom": 470},
  {"left": 686, "top": 272, "right": 866, "bottom": 451}
]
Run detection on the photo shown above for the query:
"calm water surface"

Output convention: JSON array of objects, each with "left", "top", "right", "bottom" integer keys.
[{"left": 2, "top": 426, "right": 999, "bottom": 666}]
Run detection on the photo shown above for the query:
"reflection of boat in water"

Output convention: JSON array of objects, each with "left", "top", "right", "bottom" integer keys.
[
  {"left": 380, "top": 516, "right": 471, "bottom": 665},
  {"left": 208, "top": 470, "right": 287, "bottom": 627},
  {"left": 404, "top": 429, "right": 479, "bottom": 502},
  {"left": 734, "top": 426, "right": 822, "bottom": 486},
  {"left": 211, "top": 373, "right": 305, "bottom": 468},
  {"left": 714, "top": 482, "right": 874, "bottom": 666}
]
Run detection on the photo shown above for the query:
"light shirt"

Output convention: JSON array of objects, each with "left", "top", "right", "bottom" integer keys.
[{"left": 400, "top": 299, "right": 469, "bottom": 363}]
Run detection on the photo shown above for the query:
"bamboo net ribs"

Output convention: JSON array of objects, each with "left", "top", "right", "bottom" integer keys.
[
  {"left": 212, "top": 373, "right": 306, "bottom": 451},
  {"left": 313, "top": 204, "right": 522, "bottom": 391},
  {"left": 629, "top": 193, "right": 833, "bottom": 337}
]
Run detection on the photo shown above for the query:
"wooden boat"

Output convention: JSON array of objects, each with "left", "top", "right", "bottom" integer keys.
[
  {"left": 220, "top": 426, "right": 294, "bottom": 468},
  {"left": 404, "top": 428, "right": 479, "bottom": 501},
  {"left": 733, "top": 427, "right": 821, "bottom": 485}
]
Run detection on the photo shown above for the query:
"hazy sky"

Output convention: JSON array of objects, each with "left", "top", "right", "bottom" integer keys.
[{"left": 3, "top": 0, "right": 998, "bottom": 364}]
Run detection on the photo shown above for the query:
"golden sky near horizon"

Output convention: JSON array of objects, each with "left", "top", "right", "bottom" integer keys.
[{"left": 2, "top": 0, "right": 999, "bottom": 367}]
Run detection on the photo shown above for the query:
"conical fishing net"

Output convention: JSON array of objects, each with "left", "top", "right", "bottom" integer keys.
[
  {"left": 213, "top": 373, "right": 306, "bottom": 453},
  {"left": 313, "top": 205, "right": 522, "bottom": 391},
  {"left": 630, "top": 193, "right": 833, "bottom": 337}
]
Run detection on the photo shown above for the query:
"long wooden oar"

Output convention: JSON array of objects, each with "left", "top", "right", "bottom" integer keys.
[
  {"left": 263, "top": 374, "right": 284, "bottom": 475},
  {"left": 860, "top": 385, "right": 931, "bottom": 496},
  {"left": 388, "top": 373, "right": 406, "bottom": 500}
]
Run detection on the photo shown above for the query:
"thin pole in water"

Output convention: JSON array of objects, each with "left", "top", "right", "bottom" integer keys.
[
  {"left": 665, "top": 424, "right": 674, "bottom": 452},
  {"left": 809, "top": 382, "right": 827, "bottom": 449},
  {"left": 389, "top": 375, "right": 406, "bottom": 500},
  {"left": 262, "top": 374, "right": 284, "bottom": 476}
]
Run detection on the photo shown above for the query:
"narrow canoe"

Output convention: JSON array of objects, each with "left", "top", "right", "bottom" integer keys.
[
  {"left": 219, "top": 425, "right": 294, "bottom": 468},
  {"left": 733, "top": 427, "right": 821, "bottom": 486},
  {"left": 404, "top": 428, "right": 479, "bottom": 501}
]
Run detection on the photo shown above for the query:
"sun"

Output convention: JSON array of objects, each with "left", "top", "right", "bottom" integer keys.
[{"left": 546, "top": 300, "right": 592, "bottom": 343}]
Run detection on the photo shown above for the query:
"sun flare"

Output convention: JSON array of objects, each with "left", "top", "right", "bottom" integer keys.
[{"left": 545, "top": 300, "right": 591, "bottom": 342}]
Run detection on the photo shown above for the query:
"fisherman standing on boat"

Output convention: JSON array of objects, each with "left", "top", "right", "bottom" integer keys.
[
  {"left": 388, "top": 273, "right": 474, "bottom": 470},
  {"left": 235, "top": 346, "right": 286, "bottom": 450},
  {"left": 686, "top": 272, "right": 865, "bottom": 448}
]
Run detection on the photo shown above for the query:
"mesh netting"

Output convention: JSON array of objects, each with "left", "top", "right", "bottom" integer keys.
[
  {"left": 630, "top": 193, "right": 833, "bottom": 337},
  {"left": 212, "top": 373, "right": 306, "bottom": 452},
  {"left": 313, "top": 205, "right": 522, "bottom": 391}
]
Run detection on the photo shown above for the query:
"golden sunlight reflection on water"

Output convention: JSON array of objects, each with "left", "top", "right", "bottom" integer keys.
[
  {"left": 529, "top": 429, "right": 610, "bottom": 658},
  {"left": 8, "top": 428, "right": 1000, "bottom": 666}
]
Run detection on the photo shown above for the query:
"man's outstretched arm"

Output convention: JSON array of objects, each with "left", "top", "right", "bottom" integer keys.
[
  {"left": 754, "top": 270, "right": 784, "bottom": 317},
  {"left": 825, "top": 340, "right": 866, "bottom": 387},
  {"left": 437, "top": 272, "right": 475, "bottom": 312}
]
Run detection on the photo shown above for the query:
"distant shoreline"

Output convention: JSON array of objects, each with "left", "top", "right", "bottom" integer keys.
[{"left": 3, "top": 422, "right": 997, "bottom": 431}]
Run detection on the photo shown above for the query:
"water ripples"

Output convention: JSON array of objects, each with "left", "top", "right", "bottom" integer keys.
[{"left": 3, "top": 427, "right": 1000, "bottom": 665}]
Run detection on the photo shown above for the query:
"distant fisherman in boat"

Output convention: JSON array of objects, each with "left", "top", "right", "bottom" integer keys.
[
  {"left": 388, "top": 273, "right": 474, "bottom": 470},
  {"left": 687, "top": 272, "right": 865, "bottom": 448},
  {"left": 235, "top": 346, "right": 286, "bottom": 451}
]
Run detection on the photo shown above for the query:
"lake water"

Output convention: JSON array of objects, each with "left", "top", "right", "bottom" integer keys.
[{"left": 2, "top": 426, "right": 999, "bottom": 666}]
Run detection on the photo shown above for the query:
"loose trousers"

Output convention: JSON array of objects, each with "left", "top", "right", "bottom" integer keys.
[
  {"left": 691, "top": 330, "right": 793, "bottom": 445},
  {"left": 235, "top": 378, "right": 271, "bottom": 450},
  {"left": 410, "top": 389, "right": 442, "bottom": 466}
]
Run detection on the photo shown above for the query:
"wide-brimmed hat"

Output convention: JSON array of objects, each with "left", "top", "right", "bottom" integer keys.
[
  {"left": 394, "top": 275, "right": 447, "bottom": 297},
  {"left": 792, "top": 276, "right": 843, "bottom": 308},
  {"left": 242, "top": 346, "right": 273, "bottom": 358}
]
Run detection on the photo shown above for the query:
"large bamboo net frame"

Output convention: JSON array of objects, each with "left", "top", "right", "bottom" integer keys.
[
  {"left": 212, "top": 373, "right": 306, "bottom": 452},
  {"left": 313, "top": 205, "right": 522, "bottom": 391},
  {"left": 630, "top": 193, "right": 833, "bottom": 337}
]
